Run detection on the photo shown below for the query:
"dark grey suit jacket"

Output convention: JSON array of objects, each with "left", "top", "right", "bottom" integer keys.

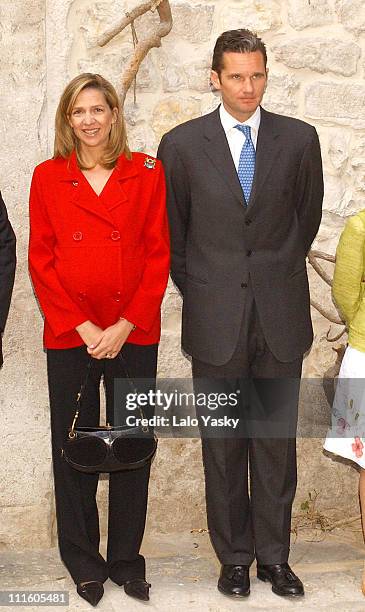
[
  {"left": 157, "top": 106, "right": 323, "bottom": 365},
  {"left": 0, "top": 192, "right": 16, "bottom": 365}
]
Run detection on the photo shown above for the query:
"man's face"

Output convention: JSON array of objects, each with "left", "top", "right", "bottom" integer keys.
[{"left": 211, "top": 51, "right": 267, "bottom": 122}]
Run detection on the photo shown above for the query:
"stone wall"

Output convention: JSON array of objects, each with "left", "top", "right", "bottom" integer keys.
[{"left": 1, "top": 0, "right": 364, "bottom": 549}]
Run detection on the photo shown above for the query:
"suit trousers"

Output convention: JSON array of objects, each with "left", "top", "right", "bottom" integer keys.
[
  {"left": 47, "top": 342, "right": 157, "bottom": 585},
  {"left": 192, "top": 284, "right": 302, "bottom": 566}
]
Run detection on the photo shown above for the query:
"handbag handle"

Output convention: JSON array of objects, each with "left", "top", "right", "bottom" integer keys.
[{"left": 69, "top": 352, "right": 149, "bottom": 438}]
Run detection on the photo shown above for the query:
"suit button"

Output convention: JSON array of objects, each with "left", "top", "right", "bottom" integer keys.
[
  {"left": 110, "top": 230, "right": 120, "bottom": 241},
  {"left": 245, "top": 218, "right": 252, "bottom": 226},
  {"left": 73, "top": 231, "right": 83, "bottom": 241},
  {"left": 77, "top": 292, "right": 86, "bottom": 301},
  {"left": 114, "top": 291, "right": 121, "bottom": 302},
  {"left": 246, "top": 249, "right": 252, "bottom": 256},
  {"left": 241, "top": 282, "right": 248, "bottom": 288},
  {"left": 72, "top": 181, "right": 79, "bottom": 187}
]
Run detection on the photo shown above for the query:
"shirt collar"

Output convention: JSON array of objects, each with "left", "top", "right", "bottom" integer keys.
[{"left": 219, "top": 103, "right": 261, "bottom": 138}]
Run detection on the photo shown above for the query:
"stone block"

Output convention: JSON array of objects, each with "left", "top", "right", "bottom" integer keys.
[
  {"left": 162, "top": 64, "right": 188, "bottom": 93},
  {"left": 219, "top": 0, "right": 281, "bottom": 33},
  {"left": 187, "top": 59, "right": 211, "bottom": 94},
  {"left": 343, "top": 134, "right": 365, "bottom": 196},
  {"left": 170, "top": 1, "right": 214, "bottom": 43},
  {"left": 349, "top": 161, "right": 365, "bottom": 193},
  {"left": 305, "top": 81, "right": 365, "bottom": 128},
  {"left": 200, "top": 94, "right": 220, "bottom": 117},
  {"left": 128, "top": 122, "right": 157, "bottom": 154},
  {"left": 336, "top": 0, "right": 365, "bottom": 36},
  {"left": 152, "top": 96, "right": 201, "bottom": 143},
  {"left": 328, "top": 131, "right": 351, "bottom": 171},
  {"left": 288, "top": 0, "right": 334, "bottom": 30},
  {"left": 158, "top": 48, "right": 187, "bottom": 93},
  {"left": 271, "top": 38, "right": 361, "bottom": 77},
  {"left": 263, "top": 73, "right": 299, "bottom": 116},
  {"left": 323, "top": 174, "right": 349, "bottom": 215}
]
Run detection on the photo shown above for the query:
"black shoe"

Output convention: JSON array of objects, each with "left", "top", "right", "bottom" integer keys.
[
  {"left": 76, "top": 581, "right": 104, "bottom": 607},
  {"left": 218, "top": 565, "right": 250, "bottom": 597},
  {"left": 257, "top": 563, "right": 304, "bottom": 597},
  {"left": 124, "top": 579, "right": 151, "bottom": 601}
]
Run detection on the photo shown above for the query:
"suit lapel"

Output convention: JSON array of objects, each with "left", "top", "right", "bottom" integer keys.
[
  {"left": 105, "top": 154, "right": 139, "bottom": 212},
  {"left": 203, "top": 108, "right": 245, "bottom": 208},
  {"left": 249, "top": 107, "right": 282, "bottom": 208}
]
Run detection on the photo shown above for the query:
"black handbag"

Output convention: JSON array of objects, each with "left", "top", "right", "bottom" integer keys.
[{"left": 62, "top": 354, "right": 157, "bottom": 473}]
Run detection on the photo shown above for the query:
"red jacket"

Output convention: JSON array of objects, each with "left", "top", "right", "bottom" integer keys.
[{"left": 28, "top": 151, "right": 170, "bottom": 349}]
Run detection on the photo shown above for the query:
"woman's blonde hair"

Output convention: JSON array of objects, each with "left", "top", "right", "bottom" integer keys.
[{"left": 54, "top": 73, "right": 131, "bottom": 169}]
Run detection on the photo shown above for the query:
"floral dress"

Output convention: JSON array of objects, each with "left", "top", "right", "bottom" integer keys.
[{"left": 324, "top": 345, "right": 365, "bottom": 468}]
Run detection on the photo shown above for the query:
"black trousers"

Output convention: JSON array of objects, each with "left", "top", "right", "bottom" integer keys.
[
  {"left": 47, "top": 342, "right": 158, "bottom": 585},
  {"left": 192, "top": 286, "right": 302, "bottom": 566}
]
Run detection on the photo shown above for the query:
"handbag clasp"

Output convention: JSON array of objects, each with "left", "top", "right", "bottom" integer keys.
[{"left": 69, "top": 410, "right": 80, "bottom": 439}]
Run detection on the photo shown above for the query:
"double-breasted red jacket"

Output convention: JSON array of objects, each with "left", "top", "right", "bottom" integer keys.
[{"left": 28, "top": 150, "right": 170, "bottom": 349}]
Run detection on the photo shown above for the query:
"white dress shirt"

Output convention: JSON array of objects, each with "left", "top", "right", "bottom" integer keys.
[{"left": 219, "top": 104, "right": 261, "bottom": 170}]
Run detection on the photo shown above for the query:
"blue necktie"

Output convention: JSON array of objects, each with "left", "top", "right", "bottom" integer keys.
[{"left": 235, "top": 124, "right": 256, "bottom": 204}]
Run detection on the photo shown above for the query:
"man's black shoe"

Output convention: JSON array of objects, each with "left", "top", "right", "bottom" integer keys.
[
  {"left": 257, "top": 563, "right": 304, "bottom": 597},
  {"left": 218, "top": 565, "right": 250, "bottom": 597}
]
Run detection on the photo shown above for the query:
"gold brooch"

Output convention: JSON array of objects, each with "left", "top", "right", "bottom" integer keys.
[{"left": 144, "top": 157, "right": 156, "bottom": 169}]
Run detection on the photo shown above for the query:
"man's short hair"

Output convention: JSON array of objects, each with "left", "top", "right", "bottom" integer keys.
[{"left": 212, "top": 29, "right": 267, "bottom": 75}]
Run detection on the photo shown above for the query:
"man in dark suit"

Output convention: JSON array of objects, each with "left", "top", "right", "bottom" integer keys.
[
  {"left": 0, "top": 192, "right": 16, "bottom": 367},
  {"left": 158, "top": 29, "right": 323, "bottom": 598}
]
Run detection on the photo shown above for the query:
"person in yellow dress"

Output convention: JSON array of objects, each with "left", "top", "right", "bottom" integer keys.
[{"left": 324, "top": 209, "right": 365, "bottom": 595}]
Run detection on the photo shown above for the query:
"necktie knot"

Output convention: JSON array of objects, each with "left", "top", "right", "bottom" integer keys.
[{"left": 235, "top": 124, "right": 252, "bottom": 142}]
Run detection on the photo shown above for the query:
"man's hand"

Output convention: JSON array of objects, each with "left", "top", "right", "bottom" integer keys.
[
  {"left": 87, "top": 318, "right": 135, "bottom": 360},
  {"left": 76, "top": 320, "right": 104, "bottom": 349}
]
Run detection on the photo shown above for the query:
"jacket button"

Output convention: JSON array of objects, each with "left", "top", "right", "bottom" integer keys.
[
  {"left": 114, "top": 291, "right": 121, "bottom": 302},
  {"left": 77, "top": 292, "right": 86, "bottom": 301},
  {"left": 72, "top": 181, "right": 79, "bottom": 187},
  {"left": 73, "top": 231, "right": 83, "bottom": 241},
  {"left": 245, "top": 218, "right": 252, "bottom": 226},
  {"left": 110, "top": 230, "right": 120, "bottom": 241},
  {"left": 247, "top": 249, "right": 252, "bottom": 256},
  {"left": 241, "top": 282, "right": 248, "bottom": 288}
]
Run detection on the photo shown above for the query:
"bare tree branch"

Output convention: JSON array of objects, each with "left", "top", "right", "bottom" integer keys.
[
  {"left": 310, "top": 299, "right": 343, "bottom": 325},
  {"left": 307, "top": 250, "right": 334, "bottom": 287},
  {"left": 309, "top": 250, "right": 336, "bottom": 264},
  {"left": 307, "top": 249, "right": 346, "bottom": 333},
  {"left": 98, "top": 0, "right": 172, "bottom": 104},
  {"left": 326, "top": 327, "right": 346, "bottom": 342}
]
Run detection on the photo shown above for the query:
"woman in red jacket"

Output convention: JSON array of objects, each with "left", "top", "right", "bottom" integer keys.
[{"left": 29, "top": 73, "right": 169, "bottom": 606}]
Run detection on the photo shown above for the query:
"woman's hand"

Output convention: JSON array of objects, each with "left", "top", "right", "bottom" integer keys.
[
  {"left": 76, "top": 320, "right": 103, "bottom": 349},
  {"left": 87, "top": 318, "right": 135, "bottom": 360}
]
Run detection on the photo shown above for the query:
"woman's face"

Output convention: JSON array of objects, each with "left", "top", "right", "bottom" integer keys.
[{"left": 68, "top": 87, "right": 117, "bottom": 152}]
